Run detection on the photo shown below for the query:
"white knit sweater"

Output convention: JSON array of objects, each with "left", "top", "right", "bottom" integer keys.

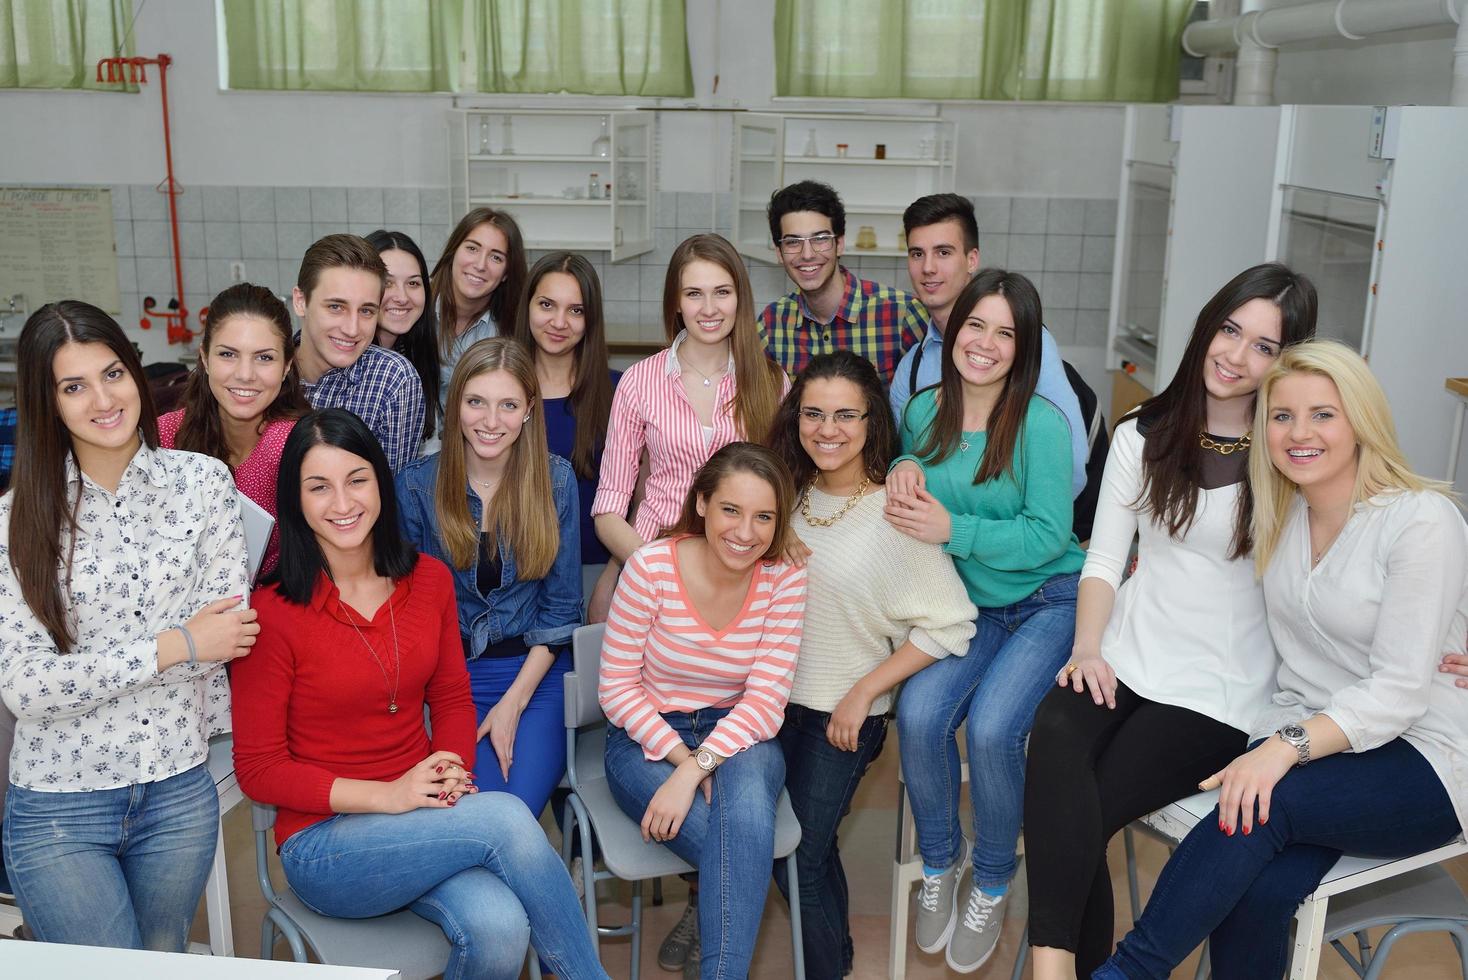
[{"left": 789, "top": 486, "right": 977, "bottom": 714}]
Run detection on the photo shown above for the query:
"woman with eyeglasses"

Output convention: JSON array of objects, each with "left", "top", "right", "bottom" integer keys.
[{"left": 767, "top": 351, "right": 976, "bottom": 980}]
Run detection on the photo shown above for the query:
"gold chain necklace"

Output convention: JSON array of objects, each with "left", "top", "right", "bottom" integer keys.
[
  {"left": 1199, "top": 430, "right": 1251, "bottom": 455},
  {"left": 341, "top": 597, "right": 402, "bottom": 715},
  {"left": 801, "top": 478, "right": 870, "bottom": 527}
]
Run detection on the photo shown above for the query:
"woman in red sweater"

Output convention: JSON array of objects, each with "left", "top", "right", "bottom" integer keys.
[{"left": 231, "top": 408, "right": 607, "bottom": 980}]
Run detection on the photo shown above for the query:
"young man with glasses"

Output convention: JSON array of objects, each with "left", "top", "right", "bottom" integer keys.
[
  {"left": 757, "top": 181, "right": 926, "bottom": 382},
  {"left": 890, "top": 193, "right": 1088, "bottom": 498}
]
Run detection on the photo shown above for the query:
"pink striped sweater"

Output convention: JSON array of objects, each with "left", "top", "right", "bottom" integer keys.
[{"left": 598, "top": 536, "right": 807, "bottom": 760}]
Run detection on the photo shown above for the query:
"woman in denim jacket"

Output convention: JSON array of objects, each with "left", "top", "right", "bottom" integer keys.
[{"left": 396, "top": 338, "right": 581, "bottom": 816}]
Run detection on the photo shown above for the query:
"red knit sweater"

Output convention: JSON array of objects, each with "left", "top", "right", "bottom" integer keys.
[{"left": 231, "top": 555, "right": 478, "bottom": 847}]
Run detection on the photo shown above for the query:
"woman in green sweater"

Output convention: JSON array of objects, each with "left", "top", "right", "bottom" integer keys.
[{"left": 885, "top": 268, "right": 1084, "bottom": 974}]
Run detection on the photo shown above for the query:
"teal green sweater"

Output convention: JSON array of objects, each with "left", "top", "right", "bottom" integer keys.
[{"left": 898, "top": 390, "right": 1084, "bottom": 608}]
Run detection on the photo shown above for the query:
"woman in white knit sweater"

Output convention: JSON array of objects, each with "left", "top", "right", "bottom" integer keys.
[{"left": 767, "top": 350, "right": 976, "bottom": 980}]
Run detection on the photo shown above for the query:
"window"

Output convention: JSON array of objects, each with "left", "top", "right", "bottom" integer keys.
[
  {"left": 776, "top": 0, "right": 1196, "bottom": 102},
  {"left": 219, "top": 0, "right": 692, "bottom": 96},
  {"left": 0, "top": 0, "right": 136, "bottom": 91}
]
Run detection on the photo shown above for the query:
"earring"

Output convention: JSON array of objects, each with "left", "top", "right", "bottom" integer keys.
[{"left": 523, "top": 414, "right": 531, "bottom": 423}]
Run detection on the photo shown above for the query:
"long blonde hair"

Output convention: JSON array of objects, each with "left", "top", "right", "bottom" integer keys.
[
  {"left": 662, "top": 234, "right": 784, "bottom": 442},
  {"left": 1250, "top": 339, "right": 1453, "bottom": 574},
  {"left": 435, "top": 338, "right": 558, "bottom": 578}
]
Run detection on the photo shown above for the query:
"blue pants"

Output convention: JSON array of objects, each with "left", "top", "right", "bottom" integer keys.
[
  {"left": 466, "top": 649, "right": 570, "bottom": 817},
  {"left": 3, "top": 763, "right": 218, "bottom": 951},
  {"left": 897, "top": 571, "right": 1079, "bottom": 889},
  {"left": 604, "top": 707, "right": 784, "bottom": 980},
  {"left": 280, "top": 790, "right": 607, "bottom": 980},
  {"left": 776, "top": 701, "right": 889, "bottom": 980},
  {"left": 1096, "top": 738, "right": 1463, "bottom": 980}
]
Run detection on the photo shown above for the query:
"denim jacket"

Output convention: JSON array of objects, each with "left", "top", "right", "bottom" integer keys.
[{"left": 395, "top": 452, "right": 582, "bottom": 658}]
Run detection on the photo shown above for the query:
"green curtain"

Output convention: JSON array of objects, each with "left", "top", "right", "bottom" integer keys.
[
  {"left": 775, "top": 0, "right": 1193, "bottom": 102},
  {"left": 0, "top": 0, "right": 135, "bottom": 90},
  {"left": 222, "top": 0, "right": 461, "bottom": 92},
  {"left": 478, "top": 0, "right": 692, "bottom": 97}
]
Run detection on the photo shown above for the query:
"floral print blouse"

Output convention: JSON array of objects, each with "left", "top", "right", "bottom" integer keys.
[{"left": 0, "top": 446, "right": 248, "bottom": 792}]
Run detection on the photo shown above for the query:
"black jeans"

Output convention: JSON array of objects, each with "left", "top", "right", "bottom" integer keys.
[
  {"left": 775, "top": 702, "right": 889, "bottom": 980},
  {"left": 1022, "top": 680, "right": 1245, "bottom": 976}
]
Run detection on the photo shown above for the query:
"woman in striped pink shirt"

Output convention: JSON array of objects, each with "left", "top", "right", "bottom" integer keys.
[
  {"left": 599, "top": 443, "right": 807, "bottom": 980},
  {"left": 589, "top": 234, "right": 788, "bottom": 624}
]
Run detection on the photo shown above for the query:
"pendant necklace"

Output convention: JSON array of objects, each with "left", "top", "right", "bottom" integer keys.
[
  {"left": 681, "top": 354, "right": 726, "bottom": 388},
  {"left": 342, "top": 595, "right": 402, "bottom": 715}
]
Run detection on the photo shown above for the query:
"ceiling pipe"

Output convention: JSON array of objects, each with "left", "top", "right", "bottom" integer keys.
[{"left": 1182, "top": 0, "right": 1468, "bottom": 105}]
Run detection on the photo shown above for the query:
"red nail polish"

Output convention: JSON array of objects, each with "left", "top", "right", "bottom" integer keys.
[
  {"left": 435, "top": 766, "right": 444, "bottom": 774},
  {"left": 438, "top": 791, "right": 446, "bottom": 800},
  {"left": 447, "top": 799, "right": 456, "bottom": 807},
  {"left": 1243, "top": 825, "right": 1251, "bottom": 836},
  {"left": 1227, "top": 826, "right": 1235, "bottom": 837}
]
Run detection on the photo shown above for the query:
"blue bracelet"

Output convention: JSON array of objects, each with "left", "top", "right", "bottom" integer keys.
[{"left": 178, "top": 625, "right": 198, "bottom": 664}]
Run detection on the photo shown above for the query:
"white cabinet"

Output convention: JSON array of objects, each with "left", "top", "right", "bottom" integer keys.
[
  {"left": 732, "top": 112, "right": 958, "bottom": 265},
  {"left": 448, "top": 109, "right": 656, "bottom": 261}
]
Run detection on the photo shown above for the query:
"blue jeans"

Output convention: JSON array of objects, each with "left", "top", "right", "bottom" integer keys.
[
  {"left": 776, "top": 702, "right": 889, "bottom": 980},
  {"left": 897, "top": 571, "right": 1078, "bottom": 888},
  {"left": 466, "top": 649, "right": 570, "bottom": 817},
  {"left": 3, "top": 763, "right": 218, "bottom": 950},
  {"left": 280, "top": 790, "right": 607, "bottom": 980},
  {"left": 1096, "top": 738, "right": 1464, "bottom": 980},
  {"left": 604, "top": 707, "right": 785, "bottom": 980}
]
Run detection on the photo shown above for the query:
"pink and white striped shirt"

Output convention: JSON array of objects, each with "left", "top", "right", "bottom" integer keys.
[
  {"left": 590, "top": 331, "right": 789, "bottom": 544},
  {"left": 598, "top": 537, "right": 807, "bottom": 761}
]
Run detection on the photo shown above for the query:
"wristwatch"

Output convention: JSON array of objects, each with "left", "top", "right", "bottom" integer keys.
[
  {"left": 1275, "top": 723, "right": 1311, "bottom": 766},
  {"left": 694, "top": 747, "right": 721, "bottom": 773}
]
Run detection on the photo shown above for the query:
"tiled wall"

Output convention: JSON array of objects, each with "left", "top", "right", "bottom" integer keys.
[{"left": 81, "top": 184, "right": 1114, "bottom": 360}]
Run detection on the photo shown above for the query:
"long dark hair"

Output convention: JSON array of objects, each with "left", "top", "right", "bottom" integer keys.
[
  {"left": 661, "top": 442, "right": 794, "bottom": 562},
  {"left": 266, "top": 408, "right": 417, "bottom": 605},
  {"left": 1121, "top": 262, "right": 1317, "bottom": 559},
  {"left": 366, "top": 229, "right": 440, "bottom": 440},
  {"left": 513, "top": 251, "right": 613, "bottom": 481},
  {"left": 175, "top": 283, "right": 309, "bottom": 462},
  {"left": 430, "top": 208, "right": 526, "bottom": 355},
  {"left": 916, "top": 269, "right": 1043, "bottom": 485},
  {"left": 768, "top": 350, "right": 897, "bottom": 491},
  {"left": 8, "top": 302, "right": 158, "bottom": 651}
]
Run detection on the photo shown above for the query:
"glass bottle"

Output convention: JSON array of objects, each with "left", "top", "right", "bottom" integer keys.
[
  {"left": 501, "top": 114, "right": 515, "bottom": 155},
  {"left": 478, "top": 116, "right": 493, "bottom": 154},
  {"left": 588, "top": 173, "right": 600, "bottom": 199},
  {"left": 802, "top": 128, "right": 818, "bottom": 157},
  {"left": 591, "top": 116, "right": 612, "bottom": 159}
]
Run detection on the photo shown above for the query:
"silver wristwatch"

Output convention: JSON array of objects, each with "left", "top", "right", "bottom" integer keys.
[
  {"left": 1275, "top": 723, "right": 1311, "bottom": 766},
  {"left": 694, "top": 747, "right": 720, "bottom": 773}
]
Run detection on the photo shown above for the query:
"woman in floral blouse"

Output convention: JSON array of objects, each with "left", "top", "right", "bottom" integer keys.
[{"left": 0, "top": 302, "right": 258, "bottom": 951}]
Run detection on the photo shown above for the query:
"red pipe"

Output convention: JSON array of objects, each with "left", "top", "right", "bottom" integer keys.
[{"left": 95, "top": 53, "right": 196, "bottom": 345}]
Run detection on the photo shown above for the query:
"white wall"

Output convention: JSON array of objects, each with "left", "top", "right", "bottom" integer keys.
[
  {"left": 1272, "top": 25, "right": 1460, "bottom": 106},
  {"left": 0, "top": 1, "right": 1123, "bottom": 197}
]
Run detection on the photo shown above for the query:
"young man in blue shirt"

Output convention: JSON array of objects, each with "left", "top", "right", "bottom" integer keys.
[{"left": 890, "top": 194, "right": 1088, "bottom": 497}]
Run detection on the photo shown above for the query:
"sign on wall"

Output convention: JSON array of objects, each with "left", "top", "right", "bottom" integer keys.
[{"left": 0, "top": 187, "right": 121, "bottom": 315}]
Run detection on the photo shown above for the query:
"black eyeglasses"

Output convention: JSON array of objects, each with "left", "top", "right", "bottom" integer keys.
[
  {"left": 798, "top": 408, "right": 868, "bottom": 427},
  {"left": 776, "top": 232, "right": 837, "bottom": 255}
]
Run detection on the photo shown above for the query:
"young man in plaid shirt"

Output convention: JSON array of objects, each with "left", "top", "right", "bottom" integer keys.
[
  {"left": 291, "top": 234, "right": 426, "bottom": 472},
  {"left": 757, "top": 181, "right": 926, "bottom": 383}
]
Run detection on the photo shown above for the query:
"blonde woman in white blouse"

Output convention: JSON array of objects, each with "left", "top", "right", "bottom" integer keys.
[
  {"left": 1098, "top": 339, "right": 1468, "bottom": 980},
  {"left": 767, "top": 351, "right": 976, "bottom": 979},
  {"left": 0, "top": 303, "right": 257, "bottom": 951}
]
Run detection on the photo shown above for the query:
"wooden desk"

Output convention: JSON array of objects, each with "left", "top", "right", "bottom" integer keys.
[{"left": 1446, "top": 378, "right": 1468, "bottom": 483}]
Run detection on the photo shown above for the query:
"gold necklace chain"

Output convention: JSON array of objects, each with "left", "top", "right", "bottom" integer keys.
[
  {"left": 341, "top": 597, "right": 402, "bottom": 715},
  {"left": 801, "top": 478, "right": 870, "bottom": 527},
  {"left": 1199, "top": 430, "right": 1251, "bottom": 455}
]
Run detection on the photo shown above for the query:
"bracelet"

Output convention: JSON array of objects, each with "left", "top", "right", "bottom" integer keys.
[{"left": 178, "top": 625, "right": 198, "bottom": 664}]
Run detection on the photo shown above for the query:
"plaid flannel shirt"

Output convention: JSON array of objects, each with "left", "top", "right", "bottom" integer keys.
[
  {"left": 301, "top": 343, "right": 425, "bottom": 473},
  {"left": 0, "top": 406, "right": 15, "bottom": 492},
  {"left": 757, "top": 267, "right": 926, "bottom": 382}
]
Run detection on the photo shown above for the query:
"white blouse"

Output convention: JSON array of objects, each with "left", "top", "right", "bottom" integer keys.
[
  {"left": 1081, "top": 420, "right": 1276, "bottom": 734},
  {"left": 0, "top": 446, "right": 248, "bottom": 792},
  {"left": 1255, "top": 491, "right": 1468, "bottom": 835}
]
